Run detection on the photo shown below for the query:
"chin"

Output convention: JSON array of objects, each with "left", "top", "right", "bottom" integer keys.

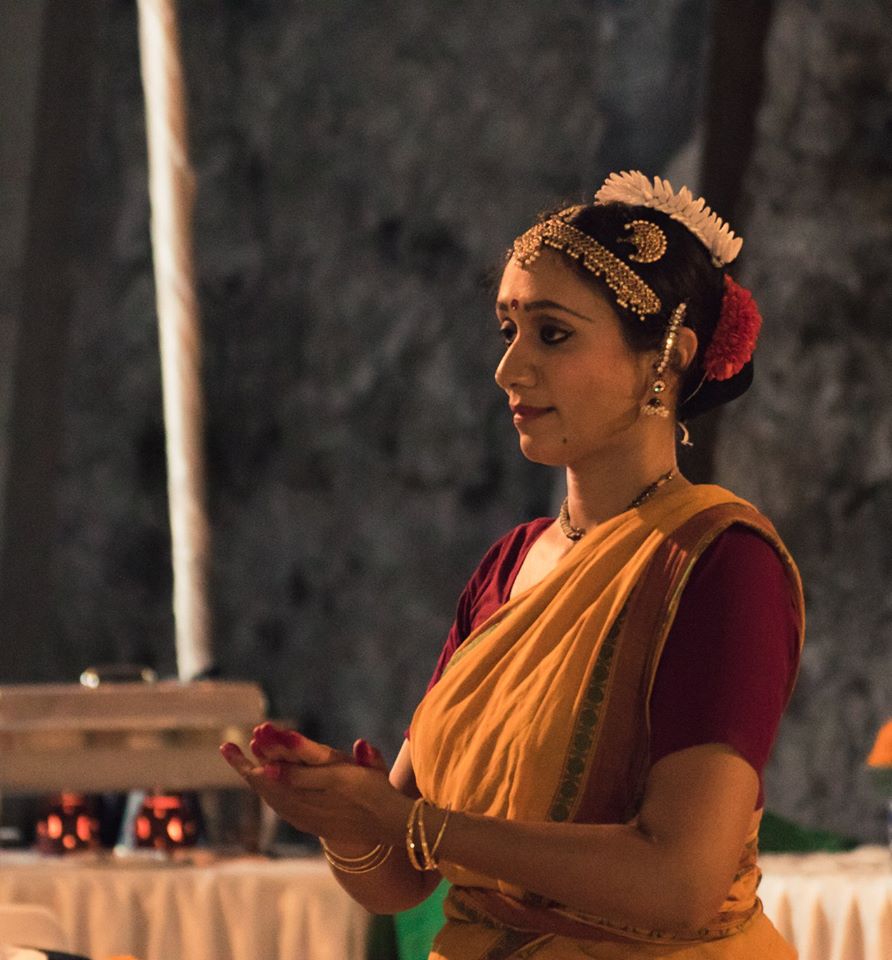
[{"left": 517, "top": 437, "right": 573, "bottom": 468}]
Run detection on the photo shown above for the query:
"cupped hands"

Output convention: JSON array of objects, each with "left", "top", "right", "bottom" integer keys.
[{"left": 220, "top": 723, "right": 411, "bottom": 847}]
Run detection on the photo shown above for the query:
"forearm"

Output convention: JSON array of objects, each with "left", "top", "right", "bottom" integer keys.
[
  {"left": 330, "top": 802, "right": 715, "bottom": 927},
  {"left": 334, "top": 772, "right": 709, "bottom": 928},
  {"left": 414, "top": 809, "right": 714, "bottom": 931}
]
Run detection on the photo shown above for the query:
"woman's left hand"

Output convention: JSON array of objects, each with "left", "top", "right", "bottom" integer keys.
[{"left": 220, "top": 732, "right": 411, "bottom": 846}]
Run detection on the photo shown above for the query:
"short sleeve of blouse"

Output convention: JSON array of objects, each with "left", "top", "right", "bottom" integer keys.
[{"left": 648, "top": 524, "right": 801, "bottom": 787}]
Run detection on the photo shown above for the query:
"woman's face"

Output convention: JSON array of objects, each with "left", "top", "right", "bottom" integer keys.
[{"left": 494, "top": 248, "right": 655, "bottom": 469}]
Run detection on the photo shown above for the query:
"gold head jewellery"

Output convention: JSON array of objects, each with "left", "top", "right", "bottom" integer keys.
[
  {"left": 621, "top": 219, "right": 667, "bottom": 263},
  {"left": 595, "top": 171, "right": 743, "bottom": 268},
  {"left": 511, "top": 213, "right": 662, "bottom": 319}
]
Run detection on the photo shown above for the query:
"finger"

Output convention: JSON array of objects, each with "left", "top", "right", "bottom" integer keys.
[
  {"left": 220, "top": 742, "right": 256, "bottom": 778},
  {"left": 353, "top": 739, "right": 388, "bottom": 771},
  {"left": 251, "top": 723, "right": 302, "bottom": 760},
  {"left": 254, "top": 724, "right": 353, "bottom": 766}
]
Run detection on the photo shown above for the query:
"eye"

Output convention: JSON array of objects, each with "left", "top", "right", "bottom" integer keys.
[
  {"left": 540, "top": 324, "right": 571, "bottom": 345},
  {"left": 498, "top": 321, "right": 516, "bottom": 345}
]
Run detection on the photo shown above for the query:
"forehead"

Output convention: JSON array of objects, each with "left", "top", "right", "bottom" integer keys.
[{"left": 497, "top": 248, "right": 612, "bottom": 316}]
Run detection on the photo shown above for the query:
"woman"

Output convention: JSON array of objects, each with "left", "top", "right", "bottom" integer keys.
[{"left": 222, "top": 171, "right": 805, "bottom": 959}]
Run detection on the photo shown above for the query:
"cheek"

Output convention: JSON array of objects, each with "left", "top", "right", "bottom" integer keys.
[{"left": 562, "top": 359, "right": 643, "bottom": 409}]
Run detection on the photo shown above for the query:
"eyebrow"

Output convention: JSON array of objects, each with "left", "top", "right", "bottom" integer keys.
[{"left": 495, "top": 299, "right": 595, "bottom": 322}]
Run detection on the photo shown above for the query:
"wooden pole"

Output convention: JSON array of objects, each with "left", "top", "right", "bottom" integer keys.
[{"left": 136, "top": 0, "right": 213, "bottom": 680}]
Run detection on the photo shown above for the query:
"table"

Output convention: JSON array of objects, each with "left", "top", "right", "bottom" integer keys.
[
  {"left": 759, "top": 845, "right": 891, "bottom": 960},
  {"left": 3, "top": 846, "right": 887, "bottom": 960},
  {"left": 0, "top": 851, "right": 371, "bottom": 960}
]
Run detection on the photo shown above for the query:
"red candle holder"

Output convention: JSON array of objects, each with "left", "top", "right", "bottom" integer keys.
[
  {"left": 35, "top": 792, "right": 100, "bottom": 854},
  {"left": 134, "top": 792, "right": 200, "bottom": 851}
]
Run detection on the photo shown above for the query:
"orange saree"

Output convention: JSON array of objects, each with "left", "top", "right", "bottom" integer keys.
[{"left": 409, "top": 483, "right": 805, "bottom": 959}]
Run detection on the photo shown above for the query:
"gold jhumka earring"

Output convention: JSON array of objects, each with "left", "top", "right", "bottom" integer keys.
[{"left": 643, "top": 301, "right": 687, "bottom": 418}]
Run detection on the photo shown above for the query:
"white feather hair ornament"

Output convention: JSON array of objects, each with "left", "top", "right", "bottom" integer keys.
[{"left": 595, "top": 170, "right": 743, "bottom": 267}]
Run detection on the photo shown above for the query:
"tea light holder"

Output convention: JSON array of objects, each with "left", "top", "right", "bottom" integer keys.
[
  {"left": 35, "top": 791, "right": 100, "bottom": 854},
  {"left": 134, "top": 791, "right": 200, "bottom": 850}
]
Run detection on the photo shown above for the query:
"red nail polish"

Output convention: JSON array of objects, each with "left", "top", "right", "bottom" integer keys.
[
  {"left": 263, "top": 763, "right": 283, "bottom": 781},
  {"left": 356, "top": 740, "right": 372, "bottom": 766},
  {"left": 254, "top": 726, "right": 279, "bottom": 749},
  {"left": 221, "top": 742, "right": 239, "bottom": 757}
]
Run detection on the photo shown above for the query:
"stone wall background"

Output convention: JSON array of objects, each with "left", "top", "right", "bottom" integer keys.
[
  {"left": 0, "top": 0, "right": 889, "bottom": 841},
  {"left": 714, "top": 0, "right": 892, "bottom": 841}
]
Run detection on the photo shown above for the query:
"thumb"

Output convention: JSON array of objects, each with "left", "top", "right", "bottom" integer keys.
[{"left": 353, "top": 738, "right": 388, "bottom": 771}]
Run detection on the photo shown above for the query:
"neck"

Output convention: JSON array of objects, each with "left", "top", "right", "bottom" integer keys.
[{"left": 563, "top": 430, "right": 688, "bottom": 533}]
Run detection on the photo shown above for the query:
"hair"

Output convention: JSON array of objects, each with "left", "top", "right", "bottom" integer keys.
[{"left": 529, "top": 201, "right": 753, "bottom": 420}]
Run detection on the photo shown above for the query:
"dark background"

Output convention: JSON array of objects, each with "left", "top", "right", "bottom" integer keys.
[{"left": 0, "top": 0, "right": 889, "bottom": 841}]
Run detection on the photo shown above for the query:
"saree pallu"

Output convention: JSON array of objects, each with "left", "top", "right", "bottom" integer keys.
[{"left": 409, "top": 483, "right": 805, "bottom": 959}]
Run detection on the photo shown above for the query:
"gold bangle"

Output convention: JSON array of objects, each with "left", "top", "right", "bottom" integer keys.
[
  {"left": 321, "top": 838, "right": 393, "bottom": 874},
  {"left": 320, "top": 838, "right": 389, "bottom": 867},
  {"left": 405, "top": 797, "right": 426, "bottom": 871},
  {"left": 405, "top": 798, "right": 450, "bottom": 871},
  {"left": 324, "top": 845, "right": 392, "bottom": 874},
  {"left": 429, "top": 804, "right": 451, "bottom": 864},
  {"left": 418, "top": 802, "right": 433, "bottom": 869}
]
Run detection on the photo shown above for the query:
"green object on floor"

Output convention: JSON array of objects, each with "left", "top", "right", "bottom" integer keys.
[
  {"left": 393, "top": 880, "right": 450, "bottom": 960},
  {"left": 366, "top": 911, "right": 400, "bottom": 960},
  {"left": 759, "top": 809, "right": 859, "bottom": 853}
]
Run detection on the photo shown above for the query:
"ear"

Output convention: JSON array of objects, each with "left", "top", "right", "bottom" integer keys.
[{"left": 674, "top": 326, "right": 699, "bottom": 374}]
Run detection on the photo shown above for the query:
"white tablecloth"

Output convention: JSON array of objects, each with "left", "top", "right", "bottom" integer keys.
[
  {"left": 0, "top": 851, "right": 370, "bottom": 960},
  {"left": 760, "top": 846, "right": 891, "bottom": 960},
  {"left": 3, "top": 846, "right": 887, "bottom": 960}
]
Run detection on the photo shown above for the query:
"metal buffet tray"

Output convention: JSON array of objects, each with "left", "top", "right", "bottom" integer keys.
[{"left": 0, "top": 681, "right": 266, "bottom": 793}]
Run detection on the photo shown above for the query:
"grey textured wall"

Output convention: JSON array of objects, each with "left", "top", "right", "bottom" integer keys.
[
  {"left": 1, "top": 0, "right": 889, "bottom": 841},
  {"left": 2, "top": 0, "right": 710, "bottom": 734},
  {"left": 714, "top": 0, "right": 892, "bottom": 841}
]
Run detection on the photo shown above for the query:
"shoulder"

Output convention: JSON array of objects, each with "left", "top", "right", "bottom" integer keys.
[
  {"left": 674, "top": 521, "right": 802, "bottom": 671},
  {"left": 695, "top": 520, "right": 788, "bottom": 566},
  {"left": 687, "top": 522, "right": 796, "bottom": 607}
]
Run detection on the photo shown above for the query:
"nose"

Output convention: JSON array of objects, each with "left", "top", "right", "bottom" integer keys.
[{"left": 494, "top": 334, "right": 538, "bottom": 392}]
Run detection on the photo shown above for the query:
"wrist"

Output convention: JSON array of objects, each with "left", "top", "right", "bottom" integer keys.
[
  {"left": 369, "top": 788, "right": 414, "bottom": 845},
  {"left": 405, "top": 798, "right": 453, "bottom": 872}
]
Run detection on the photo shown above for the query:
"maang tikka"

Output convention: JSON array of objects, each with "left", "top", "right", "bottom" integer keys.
[{"left": 643, "top": 302, "right": 687, "bottom": 419}]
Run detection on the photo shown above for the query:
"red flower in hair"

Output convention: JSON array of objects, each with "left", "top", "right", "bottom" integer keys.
[{"left": 703, "top": 275, "right": 763, "bottom": 381}]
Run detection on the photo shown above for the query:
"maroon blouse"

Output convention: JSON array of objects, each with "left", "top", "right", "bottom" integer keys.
[{"left": 418, "top": 520, "right": 800, "bottom": 809}]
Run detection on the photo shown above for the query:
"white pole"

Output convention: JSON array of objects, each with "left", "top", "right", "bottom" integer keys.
[{"left": 136, "top": 0, "right": 213, "bottom": 680}]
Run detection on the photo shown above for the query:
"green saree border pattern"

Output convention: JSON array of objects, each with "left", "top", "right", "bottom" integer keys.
[
  {"left": 443, "top": 616, "right": 504, "bottom": 675},
  {"left": 547, "top": 603, "right": 629, "bottom": 823}
]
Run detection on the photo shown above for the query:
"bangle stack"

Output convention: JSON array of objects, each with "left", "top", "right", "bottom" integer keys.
[
  {"left": 320, "top": 838, "right": 393, "bottom": 874},
  {"left": 405, "top": 797, "right": 451, "bottom": 871}
]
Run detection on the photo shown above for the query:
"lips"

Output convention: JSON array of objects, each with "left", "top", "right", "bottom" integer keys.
[{"left": 511, "top": 404, "right": 555, "bottom": 421}]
